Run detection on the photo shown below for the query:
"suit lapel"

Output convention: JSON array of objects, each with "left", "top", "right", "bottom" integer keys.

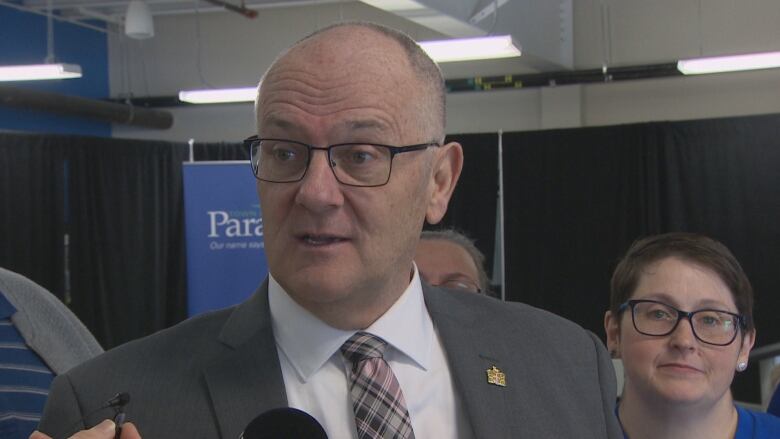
[
  {"left": 203, "top": 282, "right": 288, "bottom": 439},
  {"left": 423, "top": 286, "right": 511, "bottom": 439},
  {"left": 202, "top": 282, "right": 520, "bottom": 438}
]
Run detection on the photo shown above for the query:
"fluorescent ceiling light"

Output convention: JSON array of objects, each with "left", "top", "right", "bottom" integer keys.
[
  {"left": 419, "top": 35, "right": 521, "bottom": 63},
  {"left": 359, "top": 0, "right": 427, "bottom": 12},
  {"left": 677, "top": 51, "right": 780, "bottom": 75},
  {"left": 177, "top": 35, "right": 522, "bottom": 104},
  {"left": 178, "top": 87, "right": 257, "bottom": 104},
  {"left": 0, "top": 63, "right": 82, "bottom": 81}
]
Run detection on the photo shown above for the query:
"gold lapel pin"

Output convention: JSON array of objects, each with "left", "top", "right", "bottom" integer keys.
[{"left": 486, "top": 365, "right": 506, "bottom": 387}]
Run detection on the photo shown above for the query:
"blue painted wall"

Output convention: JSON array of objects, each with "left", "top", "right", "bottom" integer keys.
[{"left": 0, "top": 6, "right": 110, "bottom": 136}]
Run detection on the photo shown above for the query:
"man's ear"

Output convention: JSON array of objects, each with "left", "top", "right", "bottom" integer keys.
[
  {"left": 604, "top": 310, "right": 621, "bottom": 357},
  {"left": 425, "top": 141, "right": 464, "bottom": 224}
]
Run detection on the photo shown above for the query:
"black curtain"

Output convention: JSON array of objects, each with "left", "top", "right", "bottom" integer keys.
[
  {"left": 503, "top": 124, "right": 653, "bottom": 337},
  {"left": 503, "top": 114, "right": 780, "bottom": 346},
  {"left": 0, "top": 133, "right": 250, "bottom": 348},
  {"left": 193, "top": 141, "right": 249, "bottom": 161},
  {"left": 0, "top": 134, "right": 67, "bottom": 294},
  {"left": 3, "top": 113, "right": 779, "bottom": 402},
  {"left": 502, "top": 114, "right": 780, "bottom": 403},
  {"left": 66, "top": 137, "right": 190, "bottom": 348},
  {"left": 427, "top": 133, "right": 499, "bottom": 278}
]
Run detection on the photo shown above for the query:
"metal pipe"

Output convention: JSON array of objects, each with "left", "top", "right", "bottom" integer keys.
[
  {"left": 497, "top": 129, "right": 505, "bottom": 301},
  {"left": 203, "top": 0, "right": 257, "bottom": 18},
  {"left": 0, "top": 85, "right": 174, "bottom": 129}
]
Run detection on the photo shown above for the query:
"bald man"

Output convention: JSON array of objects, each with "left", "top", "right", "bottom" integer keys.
[{"left": 37, "top": 23, "right": 622, "bottom": 439}]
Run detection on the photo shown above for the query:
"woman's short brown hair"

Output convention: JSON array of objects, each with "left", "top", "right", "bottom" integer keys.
[{"left": 609, "top": 232, "right": 754, "bottom": 331}]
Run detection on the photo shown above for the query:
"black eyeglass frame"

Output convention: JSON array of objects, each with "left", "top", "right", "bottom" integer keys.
[
  {"left": 618, "top": 299, "right": 747, "bottom": 346},
  {"left": 244, "top": 135, "right": 440, "bottom": 187}
]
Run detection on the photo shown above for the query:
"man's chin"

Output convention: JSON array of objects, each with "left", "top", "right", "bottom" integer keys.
[{"left": 283, "top": 274, "right": 357, "bottom": 305}]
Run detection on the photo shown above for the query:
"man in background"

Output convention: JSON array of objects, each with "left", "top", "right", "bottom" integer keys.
[
  {"left": 416, "top": 229, "right": 493, "bottom": 296},
  {"left": 0, "top": 267, "right": 102, "bottom": 438},
  {"left": 37, "top": 22, "right": 622, "bottom": 439}
]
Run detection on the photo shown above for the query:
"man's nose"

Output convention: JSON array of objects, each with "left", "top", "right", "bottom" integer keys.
[{"left": 294, "top": 150, "right": 344, "bottom": 211}]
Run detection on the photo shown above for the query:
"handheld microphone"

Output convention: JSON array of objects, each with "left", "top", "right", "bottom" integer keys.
[
  {"left": 108, "top": 392, "right": 130, "bottom": 439},
  {"left": 106, "top": 392, "right": 130, "bottom": 409},
  {"left": 65, "top": 392, "right": 130, "bottom": 439},
  {"left": 239, "top": 407, "right": 328, "bottom": 439}
]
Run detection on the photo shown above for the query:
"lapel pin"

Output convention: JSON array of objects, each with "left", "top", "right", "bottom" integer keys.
[{"left": 486, "top": 365, "right": 506, "bottom": 387}]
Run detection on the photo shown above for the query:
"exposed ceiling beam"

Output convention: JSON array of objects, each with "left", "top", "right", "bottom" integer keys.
[{"left": 0, "top": 0, "right": 109, "bottom": 32}]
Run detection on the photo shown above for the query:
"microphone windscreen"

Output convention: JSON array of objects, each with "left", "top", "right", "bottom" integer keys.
[{"left": 240, "top": 407, "right": 327, "bottom": 439}]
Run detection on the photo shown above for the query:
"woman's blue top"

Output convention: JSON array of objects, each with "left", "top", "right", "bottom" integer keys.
[
  {"left": 734, "top": 405, "right": 780, "bottom": 439},
  {"left": 618, "top": 404, "right": 780, "bottom": 439},
  {"left": 767, "top": 387, "right": 780, "bottom": 417}
]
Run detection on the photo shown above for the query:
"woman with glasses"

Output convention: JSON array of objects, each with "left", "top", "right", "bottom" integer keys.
[{"left": 604, "top": 232, "right": 780, "bottom": 439}]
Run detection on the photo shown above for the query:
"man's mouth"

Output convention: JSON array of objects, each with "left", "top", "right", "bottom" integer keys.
[{"left": 300, "top": 234, "right": 347, "bottom": 246}]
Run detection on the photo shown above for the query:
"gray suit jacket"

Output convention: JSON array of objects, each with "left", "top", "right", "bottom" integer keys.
[
  {"left": 0, "top": 267, "right": 103, "bottom": 375},
  {"left": 39, "top": 282, "right": 622, "bottom": 438}
]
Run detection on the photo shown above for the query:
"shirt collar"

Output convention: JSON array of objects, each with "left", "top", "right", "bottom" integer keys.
[{"left": 268, "top": 265, "right": 433, "bottom": 382}]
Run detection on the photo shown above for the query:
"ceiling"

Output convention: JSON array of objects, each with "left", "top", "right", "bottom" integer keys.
[
  {"left": 7, "top": 0, "right": 343, "bottom": 21},
  {"left": 1, "top": 0, "right": 575, "bottom": 71},
  {"left": 0, "top": 0, "right": 348, "bottom": 32},
  {"left": 3, "top": 1, "right": 778, "bottom": 85}
]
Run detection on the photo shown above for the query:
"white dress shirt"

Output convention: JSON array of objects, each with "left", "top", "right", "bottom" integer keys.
[{"left": 268, "top": 265, "right": 472, "bottom": 438}]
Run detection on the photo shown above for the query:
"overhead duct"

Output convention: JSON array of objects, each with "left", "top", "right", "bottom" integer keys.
[
  {"left": 0, "top": 85, "right": 173, "bottom": 129},
  {"left": 112, "top": 61, "right": 683, "bottom": 108}
]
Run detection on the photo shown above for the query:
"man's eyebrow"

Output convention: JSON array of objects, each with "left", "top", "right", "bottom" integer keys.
[
  {"left": 262, "top": 115, "right": 294, "bottom": 130},
  {"left": 347, "top": 119, "right": 390, "bottom": 132},
  {"left": 261, "top": 117, "right": 389, "bottom": 134}
]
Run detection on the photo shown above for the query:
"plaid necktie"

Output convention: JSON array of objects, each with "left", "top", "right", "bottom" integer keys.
[{"left": 341, "top": 332, "right": 416, "bottom": 439}]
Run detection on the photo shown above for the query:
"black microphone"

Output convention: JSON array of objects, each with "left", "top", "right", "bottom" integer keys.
[
  {"left": 106, "top": 392, "right": 130, "bottom": 409},
  {"left": 240, "top": 407, "right": 328, "bottom": 439},
  {"left": 64, "top": 392, "right": 130, "bottom": 439},
  {"left": 108, "top": 392, "right": 130, "bottom": 439}
]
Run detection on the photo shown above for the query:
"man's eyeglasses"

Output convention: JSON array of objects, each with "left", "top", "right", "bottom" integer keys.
[
  {"left": 245, "top": 136, "right": 440, "bottom": 187},
  {"left": 619, "top": 299, "right": 746, "bottom": 346}
]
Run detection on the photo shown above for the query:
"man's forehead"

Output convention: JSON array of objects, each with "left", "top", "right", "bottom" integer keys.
[
  {"left": 274, "top": 27, "right": 408, "bottom": 75},
  {"left": 295, "top": 25, "right": 396, "bottom": 53},
  {"left": 260, "top": 113, "right": 393, "bottom": 135}
]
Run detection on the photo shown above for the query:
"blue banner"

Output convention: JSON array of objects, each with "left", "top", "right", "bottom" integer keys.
[{"left": 183, "top": 161, "right": 267, "bottom": 317}]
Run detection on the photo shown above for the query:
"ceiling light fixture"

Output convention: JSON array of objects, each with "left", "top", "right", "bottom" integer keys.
[
  {"left": 125, "top": 0, "right": 155, "bottom": 39},
  {"left": 419, "top": 35, "right": 521, "bottom": 63},
  {"left": 0, "top": 0, "right": 83, "bottom": 82},
  {"left": 178, "top": 87, "right": 257, "bottom": 104},
  {"left": 677, "top": 51, "right": 780, "bottom": 75},
  {"left": 0, "top": 63, "right": 82, "bottom": 82},
  {"left": 177, "top": 35, "right": 521, "bottom": 104}
]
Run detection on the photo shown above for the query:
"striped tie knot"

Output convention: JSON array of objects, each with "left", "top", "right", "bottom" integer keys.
[{"left": 341, "top": 332, "right": 388, "bottom": 364}]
